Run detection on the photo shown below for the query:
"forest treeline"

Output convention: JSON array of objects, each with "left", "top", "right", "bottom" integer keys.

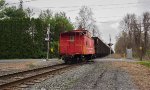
[
  {"left": 0, "top": 0, "right": 101, "bottom": 59},
  {"left": 0, "top": 0, "right": 74, "bottom": 59},
  {"left": 115, "top": 12, "right": 150, "bottom": 60}
]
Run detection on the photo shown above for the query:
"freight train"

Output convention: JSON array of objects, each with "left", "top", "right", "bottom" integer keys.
[{"left": 59, "top": 29, "right": 113, "bottom": 64}]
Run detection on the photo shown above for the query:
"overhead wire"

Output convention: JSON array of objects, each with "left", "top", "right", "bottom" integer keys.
[
  {"left": 7, "top": 0, "right": 150, "bottom": 9},
  {"left": 6, "top": 0, "right": 149, "bottom": 21},
  {"left": 43, "top": 2, "right": 147, "bottom": 9},
  {"left": 7, "top": 0, "right": 150, "bottom": 13},
  {"left": 7, "top": 0, "right": 38, "bottom": 5},
  {"left": 66, "top": 5, "right": 139, "bottom": 13}
]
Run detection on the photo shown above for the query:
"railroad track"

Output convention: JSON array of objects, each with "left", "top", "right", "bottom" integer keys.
[{"left": 0, "top": 63, "right": 74, "bottom": 90}]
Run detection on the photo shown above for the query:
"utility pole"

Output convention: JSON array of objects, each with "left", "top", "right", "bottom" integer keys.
[{"left": 45, "top": 24, "right": 50, "bottom": 61}]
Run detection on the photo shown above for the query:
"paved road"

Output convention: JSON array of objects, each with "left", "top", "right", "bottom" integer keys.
[
  {"left": 95, "top": 58, "right": 139, "bottom": 62},
  {"left": 0, "top": 58, "right": 60, "bottom": 63}
]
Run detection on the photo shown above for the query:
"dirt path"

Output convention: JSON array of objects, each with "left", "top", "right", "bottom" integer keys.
[{"left": 113, "top": 61, "right": 150, "bottom": 90}]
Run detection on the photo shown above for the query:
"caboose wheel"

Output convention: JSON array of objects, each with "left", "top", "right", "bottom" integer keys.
[
  {"left": 76, "top": 57, "right": 80, "bottom": 63},
  {"left": 64, "top": 60, "right": 72, "bottom": 64}
]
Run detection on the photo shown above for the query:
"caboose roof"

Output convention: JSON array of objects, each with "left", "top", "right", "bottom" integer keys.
[
  {"left": 61, "top": 29, "right": 88, "bottom": 34},
  {"left": 60, "top": 29, "right": 92, "bottom": 38}
]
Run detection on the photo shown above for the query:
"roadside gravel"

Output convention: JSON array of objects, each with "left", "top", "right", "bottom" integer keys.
[
  {"left": 70, "top": 60, "right": 137, "bottom": 90},
  {"left": 25, "top": 59, "right": 137, "bottom": 90}
]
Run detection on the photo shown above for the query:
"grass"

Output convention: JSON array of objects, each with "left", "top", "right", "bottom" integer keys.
[{"left": 138, "top": 61, "right": 150, "bottom": 68}]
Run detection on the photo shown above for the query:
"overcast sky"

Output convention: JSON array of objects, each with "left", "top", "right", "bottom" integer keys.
[{"left": 5, "top": 0, "right": 150, "bottom": 48}]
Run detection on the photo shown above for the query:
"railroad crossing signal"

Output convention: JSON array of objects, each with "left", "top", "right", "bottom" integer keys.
[
  {"left": 108, "top": 34, "right": 113, "bottom": 58},
  {"left": 108, "top": 34, "right": 113, "bottom": 46},
  {"left": 108, "top": 43, "right": 113, "bottom": 46},
  {"left": 45, "top": 37, "right": 49, "bottom": 41},
  {"left": 45, "top": 24, "right": 50, "bottom": 61}
]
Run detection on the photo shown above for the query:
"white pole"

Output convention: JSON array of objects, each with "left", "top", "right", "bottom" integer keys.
[{"left": 46, "top": 24, "right": 50, "bottom": 61}]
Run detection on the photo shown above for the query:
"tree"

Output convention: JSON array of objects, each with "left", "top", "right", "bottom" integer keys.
[
  {"left": 2, "top": 0, "right": 27, "bottom": 19},
  {"left": 0, "top": 1, "right": 74, "bottom": 58},
  {"left": 39, "top": 10, "right": 74, "bottom": 41},
  {"left": 116, "top": 12, "right": 150, "bottom": 59},
  {"left": 0, "top": 0, "right": 6, "bottom": 18},
  {"left": 19, "top": 0, "right": 23, "bottom": 10},
  {"left": 0, "top": 18, "right": 47, "bottom": 59},
  {"left": 115, "top": 30, "right": 128, "bottom": 54},
  {"left": 53, "top": 12, "right": 74, "bottom": 40},
  {"left": 117, "top": 14, "right": 142, "bottom": 56},
  {"left": 0, "top": 0, "right": 5, "bottom": 10},
  {"left": 142, "top": 12, "right": 150, "bottom": 54},
  {"left": 76, "top": 6, "right": 100, "bottom": 37},
  {"left": 39, "top": 9, "right": 53, "bottom": 22},
  {"left": 39, "top": 10, "right": 74, "bottom": 58},
  {"left": 3, "top": 6, "right": 27, "bottom": 18},
  {"left": 26, "top": 7, "right": 35, "bottom": 18},
  {"left": 76, "top": 6, "right": 93, "bottom": 29}
]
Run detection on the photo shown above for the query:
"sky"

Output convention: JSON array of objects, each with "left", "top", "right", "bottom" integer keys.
[{"left": 5, "top": 0, "right": 150, "bottom": 49}]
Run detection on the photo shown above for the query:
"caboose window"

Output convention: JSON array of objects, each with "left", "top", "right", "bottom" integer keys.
[
  {"left": 70, "top": 36, "right": 74, "bottom": 42},
  {"left": 86, "top": 41, "right": 88, "bottom": 46}
]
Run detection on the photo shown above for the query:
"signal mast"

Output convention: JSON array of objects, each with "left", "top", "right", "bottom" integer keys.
[
  {"left": 108, "top": 34, "right": 113, "bottom": 58},
  {"left": 45, "top": 24, "right": 50, "bottom": 61}
]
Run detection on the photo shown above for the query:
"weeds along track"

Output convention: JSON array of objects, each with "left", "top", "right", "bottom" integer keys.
[{"left": 0, "top": 63, "right": 76, "bottom": 90}]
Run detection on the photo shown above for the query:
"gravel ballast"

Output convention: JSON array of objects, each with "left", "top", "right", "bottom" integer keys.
[
  {"left": 25, "top": 59, "right": 137, "bottom": 90},
  {"left": 0, "top": 59, "right": 63, "bottom": 76}
]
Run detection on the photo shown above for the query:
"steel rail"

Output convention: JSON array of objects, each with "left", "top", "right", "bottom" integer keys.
[{"left": 0, "top": 63, "right": 70, "bottom": 89}]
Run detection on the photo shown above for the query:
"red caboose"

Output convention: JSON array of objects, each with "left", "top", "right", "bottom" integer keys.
[{"left": 59, "top": 29, "right": 95, "bottom": 63}]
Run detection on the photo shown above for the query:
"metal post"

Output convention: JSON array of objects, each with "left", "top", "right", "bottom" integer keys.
[
  {"left": 109, "top": 46, "right": 111, "bottom": 58},
  {"left": 109, "top": 34, "right": 112, "bottom": 58},
  {"left": 46, "top": 24, "right": 50, "bottom": 61},
  {"left": 47, "top": 39, "right": 49, "bottom": 61}
]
